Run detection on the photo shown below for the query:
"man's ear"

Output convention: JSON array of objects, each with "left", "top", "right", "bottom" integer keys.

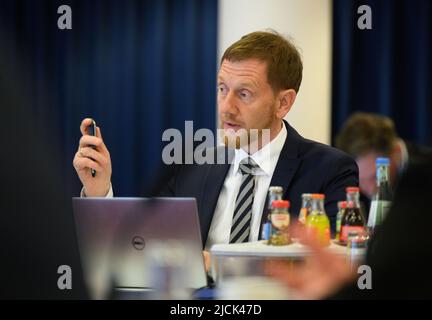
[
  {"left": 391, "top": 140, "right": 403, "bottom": 168},
  {"left": 276, "top": 89, "right": 297, "bottom": 119}
]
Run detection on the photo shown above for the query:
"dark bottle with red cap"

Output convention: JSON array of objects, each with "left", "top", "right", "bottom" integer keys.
[{"left": 339, "top": 187, "right": 366, "bottom": 245}]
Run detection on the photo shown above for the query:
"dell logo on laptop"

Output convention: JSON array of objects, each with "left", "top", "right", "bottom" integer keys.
[{"left": 132, "top": 236, "right": 145, "bottom": 250}]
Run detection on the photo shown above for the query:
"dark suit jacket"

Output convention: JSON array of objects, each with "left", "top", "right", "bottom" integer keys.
[{"left": 159, "top": 121, "right": 359, "bottom": 246}]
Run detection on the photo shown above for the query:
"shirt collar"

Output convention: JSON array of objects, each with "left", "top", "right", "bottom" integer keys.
[{"left": 233, "top": 122, "right": 287, "bottom": 177}]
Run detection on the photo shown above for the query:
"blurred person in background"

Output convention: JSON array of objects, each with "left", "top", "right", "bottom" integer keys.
[{"left": 335, "top": 112, "right": 432, "bottom": 213}]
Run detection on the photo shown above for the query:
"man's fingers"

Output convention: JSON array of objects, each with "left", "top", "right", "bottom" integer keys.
[
  {"left": 290, "top": 222, "right": 327, "bottom": 254},
  {"left": 265, "top": 259, "right": 304, "bottom": 289},
  {"left": 78, "top": 147, "right": 109, "bottom": 166},
  {"left": 77, "top": 127, "right": 109, "bottom": 155},
  {"left": 79, "top": 135, "right": 103, "bottom": 149},
  {"left": 73, "top": 156, "right": 103, "bottom": 172},
  {"left": 80, "top": 118, "right": 95, "bottom": 135}
]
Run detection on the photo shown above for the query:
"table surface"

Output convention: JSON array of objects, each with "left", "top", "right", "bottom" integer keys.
[{"left": 210, "top": 240, "right": 366, "bottom": 257}]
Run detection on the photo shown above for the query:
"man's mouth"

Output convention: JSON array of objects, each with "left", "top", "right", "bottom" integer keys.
[{"left": 223, "top": 121, "right": 242, "bottom": 131}]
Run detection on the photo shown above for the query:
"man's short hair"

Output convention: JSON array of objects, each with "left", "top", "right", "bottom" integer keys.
[
  {"left": 221, "top": 30, "right": 303, "bottom": 93},
  {"left": 335, "top": 112, "right": 399, "bottom": 158}
]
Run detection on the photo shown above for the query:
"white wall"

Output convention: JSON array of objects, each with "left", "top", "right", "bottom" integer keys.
[{"left": 218, "top": 0, "right": 333, "bottom": 144}]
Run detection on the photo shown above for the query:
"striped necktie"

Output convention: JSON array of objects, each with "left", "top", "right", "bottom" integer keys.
[{"left": 229, "top": 157, "right": 259, "bottom": 243}]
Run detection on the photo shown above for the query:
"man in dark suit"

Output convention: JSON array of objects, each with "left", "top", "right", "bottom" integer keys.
[
  {"left": 73, "top": 31, "right": 358, "bottom": 257},
  {"left": 336, "top": 112, "right": 432, "bottom": 215},
  {"left": 157, "top": 120, "right": 357, "bottom": 247}
]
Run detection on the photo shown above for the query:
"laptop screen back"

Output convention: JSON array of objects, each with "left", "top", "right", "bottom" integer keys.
[{"left": 72, "top": 197, "right": 207, "bottom": 298}]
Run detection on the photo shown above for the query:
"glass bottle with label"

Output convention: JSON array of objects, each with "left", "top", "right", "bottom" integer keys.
[
  {"left": 367, "top": 157, "right": 393, "bottom": 234},
  {"left": 335, "top": 201, "right": 347, "bottom": 242},
  {"left": 339, "top": 187, "right": 366, "bottom": 245},
  {"left": 346, "top": 230, "right": 369, "bottom": 271},
  {"left": 268, "top": 200, "right": 291, "bottom": 246},
  {"left": 305, "top": 194, "right": 330, "bottom": 247},
  {"left": 298, "top": 193, "right": 313, "bottom": 225},
  {"left": 261, "top": 186, "right": 283, "bottom": 241}
]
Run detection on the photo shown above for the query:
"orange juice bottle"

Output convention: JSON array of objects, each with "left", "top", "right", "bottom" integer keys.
[{"left": 305, "top": 194, "right": 330, "bottom": 247}]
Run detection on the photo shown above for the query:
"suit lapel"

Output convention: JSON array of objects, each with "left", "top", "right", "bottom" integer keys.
[
  {"left": 199, "top": 147, "right": 233, "bottom": 246},
  {"left": 259, "top": 121, "right": 303, "bottom": 229}
]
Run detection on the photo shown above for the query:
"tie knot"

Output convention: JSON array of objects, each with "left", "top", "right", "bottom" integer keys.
[{"left": 239, "top": 158, "right": 259, "bottom": 175}]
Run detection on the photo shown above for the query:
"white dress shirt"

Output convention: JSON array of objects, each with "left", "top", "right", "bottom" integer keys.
[
  {"left": 80, "top": 183, "right": 113, "bottom": 198},
  {"left": 204, "top": 123, "right": 287, "bottom": 250}
]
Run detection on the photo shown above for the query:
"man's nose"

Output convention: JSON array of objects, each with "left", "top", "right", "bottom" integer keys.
[{"left": 219, "top": 92, "right": 238, "bottom": 115}]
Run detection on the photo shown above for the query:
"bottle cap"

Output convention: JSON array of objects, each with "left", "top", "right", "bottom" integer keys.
[
  {"left": 338, "top": 201, "right": 347, "bottom": 209},
  {"left": 346, "top": 187, "right": 360, "bottom": 193},
  {"left": 311, "top": 194, "right": 325, "bottom": 200},
  {"left": 376, "top": 157, "right": 390, "bottom": 165},
  {"left": 301, "top": 193, "right": 312, "bottom": 198},
  {"left": 272, "top": 200, "right": 290, "bottom": 208},
  {"left": 268, "top": 186, "right": 283, "bottom": 193}
]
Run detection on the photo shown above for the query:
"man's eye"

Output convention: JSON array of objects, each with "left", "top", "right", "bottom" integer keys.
[
  {"left": 239, "top": 90, "right": 251, "bottom": 99},
  {"left": 218, "top": 85, "right": 227, "bottom": 94}
]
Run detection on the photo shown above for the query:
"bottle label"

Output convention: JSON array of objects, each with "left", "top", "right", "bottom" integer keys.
[
  {"left": 271, "top": 214, "right": 290, "bottom": 230},
  {"left": 299, "top": 208, "right": 307, "bottom": 224},
  {"left": 269, "top": 213, "right": 290, "bottom": 246},
  {"left": 340, "top": 226, "right": 365, "bottom": 243},
  {"left": 368, "top": 200, "right": 392, "bottom": 228}
]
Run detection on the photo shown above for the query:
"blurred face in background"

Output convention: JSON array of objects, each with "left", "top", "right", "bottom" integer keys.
[
  {"left": 356, "top": 147, "right": 401, "bottom": 198},
  {"left": 356, "top": 152, "right": 380, "bottom": 198},
  {"left": 217, "top": 58, "right": 292, "bottom": 150}
]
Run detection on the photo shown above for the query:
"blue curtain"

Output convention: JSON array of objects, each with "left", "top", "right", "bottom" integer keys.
[
  {"left": 0, "top": 0, "right": 218, "bottom": 196},
  {"left": 332, "top": 0, "right": 432, "bottom": 145}
]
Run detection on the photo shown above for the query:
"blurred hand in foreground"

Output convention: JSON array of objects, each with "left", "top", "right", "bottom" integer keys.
[{"left": 266, "top": 223, "right": 356, "bottom": 299}]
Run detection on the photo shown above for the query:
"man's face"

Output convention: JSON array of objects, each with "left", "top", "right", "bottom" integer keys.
[
  {"left": 356, "top": 152, "right": 379, "bottom": 199},
  {"left": 217, "top": 59, "right": 280, "bottom": 149}
]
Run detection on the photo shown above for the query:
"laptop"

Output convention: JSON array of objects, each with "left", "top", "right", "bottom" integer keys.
[{"left": 72, "top": 197, "right": 207, "bottom": 299}]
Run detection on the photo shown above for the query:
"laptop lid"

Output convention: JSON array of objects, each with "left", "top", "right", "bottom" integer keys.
[{"left": 72, "top": 197, "right": 207, "bottom": 298}]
